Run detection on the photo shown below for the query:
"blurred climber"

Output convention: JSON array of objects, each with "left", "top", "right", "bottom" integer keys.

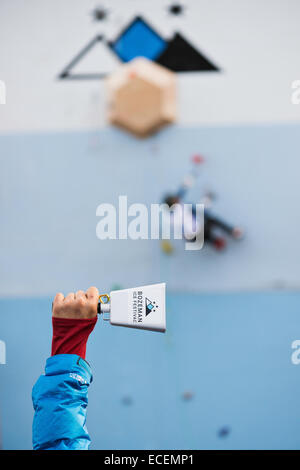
[{"left": 161, "top": 155, "right": 244, "bottom": 253}]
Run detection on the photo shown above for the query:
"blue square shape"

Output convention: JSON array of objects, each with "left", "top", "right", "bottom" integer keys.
[{"left": 111, "top": 17, "right": 167, "bottom": 62}]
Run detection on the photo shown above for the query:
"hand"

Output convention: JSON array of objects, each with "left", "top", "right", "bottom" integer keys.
[{"left": 52, "top": 287, "right": 99, "bottom": 320}]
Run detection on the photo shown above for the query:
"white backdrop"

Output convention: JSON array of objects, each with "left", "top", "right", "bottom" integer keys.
[{"left": 0, "top": 0, "right": 300, "bottom": 133}]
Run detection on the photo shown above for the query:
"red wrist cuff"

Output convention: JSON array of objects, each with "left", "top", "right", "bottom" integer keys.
[{"left": 51, "top": 316, "right": 97, "bottom": 360}]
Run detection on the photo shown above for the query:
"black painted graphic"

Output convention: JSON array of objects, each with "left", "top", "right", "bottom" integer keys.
[
  {"left": 168, "top": 3, "right": 185, "bottom": 16},
  {"left": 156, "top": 32, "right": 219, "bottom": 72},
  {"left": 58, "top": 15, "right": 219, "bottom": 80}
]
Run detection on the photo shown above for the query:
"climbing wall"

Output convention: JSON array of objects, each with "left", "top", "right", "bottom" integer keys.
[
  {"left": 1, "top": 125, "right": 300, "bottom": 296},
  {"left": 1, "top": 292, "right": 300, "bottom": 450},
  {"left": 1, "top": 0, "right": 300, "bottom": 450}
]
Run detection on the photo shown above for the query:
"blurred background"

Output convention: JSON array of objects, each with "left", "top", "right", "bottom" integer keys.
[{"left": 1, "top": 0, "right": 300, "bottom": 449}]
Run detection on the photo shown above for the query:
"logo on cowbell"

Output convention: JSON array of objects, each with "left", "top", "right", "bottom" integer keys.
[{"left": 145, "top": 298, "right": 158, "bottom": 316}]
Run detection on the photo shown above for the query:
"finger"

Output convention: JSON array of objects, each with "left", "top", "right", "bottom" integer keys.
[
  {"left": 86, "top": 286, "right": 99, "bottom": 302},
  {"left": 65, "top": 292, "right": 75, "bottom": 302},
  {"left": 53, "top": 292, "right": 64, "bottom": 306},
  {"left": 75, "top": 290, "right": 86, "bottom": 299}
]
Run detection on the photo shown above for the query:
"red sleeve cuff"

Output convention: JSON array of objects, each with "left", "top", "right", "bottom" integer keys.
[{"left": 51, "top": 316, "right": 97, "bottom": 360}]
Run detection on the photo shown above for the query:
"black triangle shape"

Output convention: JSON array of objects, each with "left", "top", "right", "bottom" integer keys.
[{"left": 156, "top": 32, "right": 219, "bottom": 72}]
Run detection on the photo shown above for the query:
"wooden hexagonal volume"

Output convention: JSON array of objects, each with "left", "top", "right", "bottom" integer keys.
[{"left": 106, "top": 57, "right": 177, "bottom": 137}]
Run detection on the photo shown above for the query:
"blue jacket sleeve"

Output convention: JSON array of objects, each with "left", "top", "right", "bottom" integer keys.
[{"left": 32, "top": 354, "right": 93, "bottom": 450}]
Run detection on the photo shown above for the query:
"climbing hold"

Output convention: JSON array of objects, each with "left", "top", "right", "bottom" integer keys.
[
  {"left": 218, "top": 426, "right": 231, "bottom": 438},
  {"left": 191, "top": 154, "right": 205, "bottom": 165},
  {"left": 182, "top": 391, "right": 194, "bottom": 401},
  {"left": 161, "top": 240, "right": 174, "bottom": 254},
  {"left": 121, "top": 395, "right": 133, "bottom": 406},
  {"left": 106, "top": 57, "right": 177, "bottom": 138}
]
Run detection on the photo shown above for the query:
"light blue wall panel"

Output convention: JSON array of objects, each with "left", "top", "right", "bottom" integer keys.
[
  {"left": 0, "top": 124, "right": 300, "bottom": 296},
  {"left": 1, "top": 291, "right": 300, "bottom": 449}
]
